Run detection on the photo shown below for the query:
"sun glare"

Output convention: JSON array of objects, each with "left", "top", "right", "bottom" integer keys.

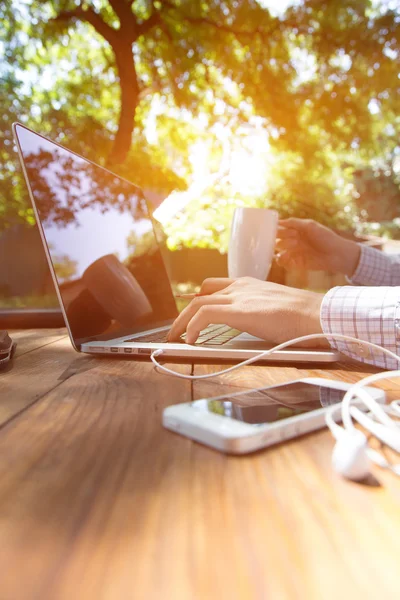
[
  {"left": 153, "top": 123, "right": 275, "bottom": 225},
  {"left": 228, "top": 125, "right": 272, "bottom": 196}
]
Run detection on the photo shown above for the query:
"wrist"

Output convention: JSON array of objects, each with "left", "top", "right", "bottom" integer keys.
[
  {"left": 295, "top": 291, "right": 329, "bottom": 348},
  {"left": 334, "top": 239, "right": 361, "bottom": 277}
]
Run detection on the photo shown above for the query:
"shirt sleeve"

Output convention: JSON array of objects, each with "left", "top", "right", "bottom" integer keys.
[
  {"left": 348, "top": 245, "right": 400, "bottom": 286},
  {"left": 320, "top": 286, "right": 400, "bottom": 369}
]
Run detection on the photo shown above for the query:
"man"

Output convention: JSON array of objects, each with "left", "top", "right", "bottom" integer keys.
[{"left": 167, "top": 218, "right": 400, "bottom": 369}]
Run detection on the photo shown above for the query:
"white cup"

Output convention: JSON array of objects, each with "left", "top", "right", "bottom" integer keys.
[{"left": 228, "top": 207, "right": 279, "bottom": 280}]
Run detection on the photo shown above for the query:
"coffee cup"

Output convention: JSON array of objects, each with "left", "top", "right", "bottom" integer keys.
[{"left": 228, "top": 207, "right": 278, "bottom": 280}]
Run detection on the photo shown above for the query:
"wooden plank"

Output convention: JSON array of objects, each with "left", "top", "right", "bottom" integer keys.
[
  {"left": 188, "top": 362, "right": 400, "bottom": 599},
  {"left": 0, "top": 352, "right": 192, "bottom": 600},
  {"left": 190, "top": 359, "right": 400, "bottom": 401},
  {"left": 9, "top": 328, "right": 68, "bottom": 357},
  {"left": 1, "top": 333, "right": 400, "bottom": 599},
  {"left": 0, "top": 334, "right": 95, "bottom": 424}
]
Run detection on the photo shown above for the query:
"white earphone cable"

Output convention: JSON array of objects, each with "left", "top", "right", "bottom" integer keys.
[
  {"left": 150, "top": 333, "right": 400, "bottom": 380},
  {"left": 151, "top": 333, "right": 400, "bottom": 479},
  {"left": 325, "top": 368, "right": 400, "bottom": 477}
]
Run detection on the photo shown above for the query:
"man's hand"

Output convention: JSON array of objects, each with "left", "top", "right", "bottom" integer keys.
[
  {"left": 276, "top": 218, "right": 361, "bottom": 277},
  {"left": 168, "top": 277, "right": 326, "bottom": 346}
]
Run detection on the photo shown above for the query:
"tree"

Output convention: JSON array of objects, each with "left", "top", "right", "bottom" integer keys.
[
  {"left": 11, "top": 1, "right": 398, "bottom": 165},
  {"left": 21, "top": 144, "right": 145, "bottom": 226},
  {"left": 1, "top": 0, "right": 400, "bottom": 246},
  {"left": 52, "top": 254, "right": 78, "bottom": 282},
  {"left": 354, "top": 166, "right": 400, "bottom": 222}
]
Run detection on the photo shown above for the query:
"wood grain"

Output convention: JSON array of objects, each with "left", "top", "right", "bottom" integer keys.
[
  {"left": 0, "top": 332, "right": 399, "bottom": 599},
  {"left": 9, "top": 328, "right": 68, "bottom": 358},
  {"left": 0, "top": 330, "right": 90, "bottom": 424},
  {"left": 191, "top": 362, "right": 400, "bottom": 600},
  {"left": 191, "top": 359, "right": 400, "bottom": 401}
]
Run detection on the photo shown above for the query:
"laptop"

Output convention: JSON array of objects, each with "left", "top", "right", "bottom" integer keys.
[{"left": 13, "top": 123, "right": 340, "bottom": 364}]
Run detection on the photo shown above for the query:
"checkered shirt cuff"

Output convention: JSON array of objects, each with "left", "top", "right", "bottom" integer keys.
[
  {"left": 348, "top": 245, "right": 394, "bottom": 286},
  {"left": 321, "top": 286, "right": 400, "bottom": 369}
]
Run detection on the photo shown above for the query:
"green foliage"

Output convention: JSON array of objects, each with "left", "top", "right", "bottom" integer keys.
[
  {"left": 52, "top": 254, "right": 78, "bottom": 283},
  {"left": 358, "top": 219, "right": 400, "bottom": 240},
  {"left": 353, "top": 166, "right": 400, "bottom": 222},
  {"left": 0, "top": 294, "right": 59, "bottom": 309},
  {"left": 1, "top": 0, "right": 400, "bottom": 251},
  {"left": 126, "top": 228, "right": 157, "bottom": 258}
]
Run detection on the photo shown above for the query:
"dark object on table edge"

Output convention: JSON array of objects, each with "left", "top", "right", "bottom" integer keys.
[{"left": 0, "top": 330, "right": 17, "bottom": 369}]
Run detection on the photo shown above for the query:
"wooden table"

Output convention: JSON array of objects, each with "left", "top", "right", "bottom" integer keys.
[{"left": 1, "top": 329, "right": 400, "bottom": 600}]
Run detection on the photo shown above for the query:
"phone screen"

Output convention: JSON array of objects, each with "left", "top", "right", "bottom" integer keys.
[{"left": 191, "top": 382, "right": 346, "bottom": 426}]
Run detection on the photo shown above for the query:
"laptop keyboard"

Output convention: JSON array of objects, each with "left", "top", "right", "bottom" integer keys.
[{"left": 124, "top": 324, "right": 241, "bottom": 346}]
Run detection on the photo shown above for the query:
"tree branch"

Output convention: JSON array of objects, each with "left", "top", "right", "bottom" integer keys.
[
  {"left": 109, "top": 46, "right": 140, "bottom": 164},
  {"left": 53, "top": 7, "right": 118, "bottom": 47},
  {"left": 52, "top": 3, "right": 141, "bottom": 165},
  {"left": 136, "top": 11, "right": 161, "bottom": 38},
  {"left": 161, "top": 0, "right": 282, "bottom": 41},
  {"left": 107, "top": 0, "right": 158, "bottom": 43},
  {"left": 107, "top": 0, "right": 134, "bottom": 28}
]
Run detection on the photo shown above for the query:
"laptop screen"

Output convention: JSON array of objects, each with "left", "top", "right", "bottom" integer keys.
[{"left": 14, "top": 124, "right": 178, "bottom": 346}]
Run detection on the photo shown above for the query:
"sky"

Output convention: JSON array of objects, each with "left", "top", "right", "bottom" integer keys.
[{"left": 259, "top": 0, "right": 301, "bottom": 15}]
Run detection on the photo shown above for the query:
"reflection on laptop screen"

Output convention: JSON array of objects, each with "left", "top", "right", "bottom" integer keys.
[{"left": 14, "top": 125, "right": 178, "bottom": 346}]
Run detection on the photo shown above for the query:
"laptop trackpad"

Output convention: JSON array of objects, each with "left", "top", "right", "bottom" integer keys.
[
  {"left": 225, "top": 332, "right": 274, "bottom": 349},
  {"left": 226, "top": 332, "right": 327, "bottom": 354}
]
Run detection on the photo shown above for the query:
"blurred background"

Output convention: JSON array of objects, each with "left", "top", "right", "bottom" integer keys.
[{"left": 1, "top": 0, "right": 399, "bottom": 325}]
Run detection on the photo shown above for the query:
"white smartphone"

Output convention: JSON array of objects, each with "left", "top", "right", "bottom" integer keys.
[{"left": 162, "top": 378, "right": 386, "bottom": 454}]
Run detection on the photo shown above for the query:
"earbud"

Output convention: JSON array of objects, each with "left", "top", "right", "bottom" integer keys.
[{"left": 332, "top": 429, "right": 370, "bottom": 481}]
